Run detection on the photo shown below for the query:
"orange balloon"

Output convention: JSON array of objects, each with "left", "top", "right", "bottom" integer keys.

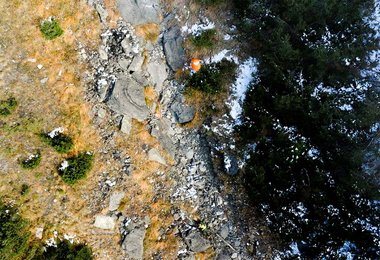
[{"left": 191, "top": 58, "right": 202, "bottom": 72}]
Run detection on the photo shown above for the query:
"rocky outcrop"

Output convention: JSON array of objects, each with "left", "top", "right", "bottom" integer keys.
[
  {"left": 117, "top": 0, "right": 161, "bottom": 25},
  {"left": 170, "top": 99, "right": 195, "bottom": 124},
  {"left": 163, "top": 26, "right": 186, "bottom": 71},
  {"left": 106, "top": 75, "right": 150, "bottom": 122},
  {"left": 184, "top": 230, "right": 211, "bottom": 253}
]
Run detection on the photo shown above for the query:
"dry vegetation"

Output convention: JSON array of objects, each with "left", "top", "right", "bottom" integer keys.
[{"left": 0, "top": 0, "right": 180, "bottom": 259}]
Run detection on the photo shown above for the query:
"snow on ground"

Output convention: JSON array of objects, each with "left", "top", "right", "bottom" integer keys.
[
  {"left": 48, "top": 127, "right": 64, "bottom": 138},
  {"left": 205, "top": 49, "right": 239, "bottom": 64},
  {"left": 181, "top": 18, "right": 215, "bottom": 36},
  {"left": 228, "top": 57, "right": 258, "bottom": 122}
]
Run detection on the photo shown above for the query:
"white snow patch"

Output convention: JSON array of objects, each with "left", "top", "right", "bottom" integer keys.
[
  {"left": 223, "top": 34, "right": 232, "bottom": 40},
  {"left": 338, "top": 104, "right": 353, "bottom": 111},
  {"left": 224, "top": 155, "right": 231, "bottom": 172},
  {"left": 59, "top": 160, "right": 69, "bottom": 171},
  {"left": 206, "top": 49, "right": 238, "bottom": 64},
  {"left": 48, "top": 127, "right": 64, "bottom": 138},
  {"left": 181, "top": 18, "right": 215, "bottom": 36},
  {"left": 228, "top": 57, "right": 258, "bottom": 122}
]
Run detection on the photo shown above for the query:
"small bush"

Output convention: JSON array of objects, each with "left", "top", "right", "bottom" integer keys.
[
  {"left": 40, "top": 18, "right": 64, "bottom": 40},
  {"left": 58, "top": 152, "right": 94, "bottom": 184},
  {"left": 36, "top": 239, "right": 93, "bottom": 260},
  {"left": 20, "top": 152, "right": 41, "bottom": 169},
  {"left": 187, "top": 59, "right": 237, "bottom": 94},
  {"left": 40, "top": 132, "right": 73, "bottom": 154},
  {"left": 190, "top": 29, "right": 217, "bottom": 49},
  {"left": 20, "top": 184, "right": 30, "bottom": 196},
  {"left": 0, "top": 97, "right": 17, "bottom": 116}
]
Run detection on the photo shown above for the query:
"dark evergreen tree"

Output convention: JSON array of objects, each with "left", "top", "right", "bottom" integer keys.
[{"left": 234, "top": 0, "right": 380, "bottom": 257}]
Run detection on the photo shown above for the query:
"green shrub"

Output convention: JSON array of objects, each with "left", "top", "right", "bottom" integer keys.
[
  {"left": 34, "top": 239, "right": 93, "bottom": 260},
  {"left": 58, "top": 152, "right": 94, "bottom": 184},
  {"left": 20, "top": 184, "right": 30, "bottom": 196},
  {"left": 40, "top": 18, "right": 64, "bottom": 40},
  {"left": 40, "top": 132, "right": 73, "bottom": 154},
  {"left": 20, "top": 152, "right": 41, "bottom": 169},
  {"left": 187, "top": 59, "right": 237, "bottom": 94},
  {"left": 190, "top": 29, "right": 217, "bottom": 49},
  {"left": 0, "top": 97, "right": 17, "bottom": 116},
  {"left": 0, "top": 201, "right": 31, "bottom": 259}
]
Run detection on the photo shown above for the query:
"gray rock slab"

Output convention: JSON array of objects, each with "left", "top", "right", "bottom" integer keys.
[
  {"left": 120, "top": 116, "right": 132, "bottom": 135},
  {"left": 147, "top": 148, "right": 166, "bottom": 165},
  {"left": 185, "top": 230, "right": 211, "bottom": 253},
  {"left": 35, "top": 227, "right": 44, "bottom": 239},
  {"left": 147, "top": 60, "right": 168, "bottom": 92},
  {"left": 122, "top": 219, "right": 147, "bottom": 259},
  {"left": 106, "top": 76, "right": 149, "bottom": 122},
  {"left": 129, "top": 54, "right": 144, "bottom": 72},
  {"left": 117, "top": 0, "right": 161, "bottom": 25},
  {"left": 109, "top": 192, "right": 125, "bottom": 211},
  {"left": 95, "top": 3, "right": 108, "bottom": 23},
  {"left": 163, "top": 26, "right": 186, "bottom": 71},
  {"left": 118, "top": 58, "right": 132, "bottom": 71},
  {"left": 150, "top": 119, "right": 177, "bottom": 157},
  {"left": 170, "top": 101, "right": 195, "bottom": 124},
  {"left": 94, "top": 215, "right": 116, "bottom": 230}
]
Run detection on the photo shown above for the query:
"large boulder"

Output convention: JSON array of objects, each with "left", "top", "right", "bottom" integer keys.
[
  {"left": 147, "top": 59, "right": 168, "bottom": 92},
  {"left": 147, "top": 148, "right": 167, "bottom": 165},
  {"left": 184, "top": 230, "right": 211, "bottom": 253},
  {"left": 94, "top": 215, "right": 116, "bottom": 230},
  {"left": 170, "top": 100, "right": 195, "bottom": 124},
  {"left": 106, "top": 76, "right": 149, "bottom": 122},
  {"left": 117, "top": 0, "right": 161, "bottom": 25},
  {"left": 163, "top": 26, "right": 186, "bottom": 71},
  {"left": 121, "top": 218, "right": 149, "bottom": 259}
]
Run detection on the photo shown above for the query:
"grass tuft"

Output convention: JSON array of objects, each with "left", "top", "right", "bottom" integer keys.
[
  {"left": 40, "top": 18, "right": 64, "bottom": 40},
  {"left": 58, "top": 152, "right": 94, "bottom": 184},
  {"left": 40, "top": 132, "right": 73, "bottom": 154},
  {"left": 0, "top": 97, "right": 17, "bottom": 116},
  {"left": 190, "top": 29, "right": 217, "bottom": 50},
  {"left": 20, "top": 151, "right": 41, "bottom": 169}
]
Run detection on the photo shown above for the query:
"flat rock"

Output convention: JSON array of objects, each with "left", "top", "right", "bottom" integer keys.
[
  {"left": 95, "top": 3, "right": 108, "bottom": 23},
  {"left": 120, "top": 116, "right": 132, "bottom": 135},
  {"left": 150, "top": 118, "right": 176, "bottom": 157},
  {"left": 118, "top": 58, "right": 132, "bottom": 71},
  {"left": 35, "top": 227, "right": 44, "bottom": 239},
  {"left": 117, "top": 0, "right": 161, "bottom": 25},
  {"left": 109, "top": 192, "right": 125, "bottom": 211},
  {"left": 170, "top": 101, "right": 195, "bottom": 124},
  {"left": 94, "top": 215, "right": 116, "bottom": 230},
  {"left": 147, "top": 148, "right": 166, "bottom": 165},
  {"left": 184, "top": 230, "right": 211, "bottom": 253},
  {"left": 106, "top": 76, "right": 149, "bottom": 122},
  {"left": 163, "top": 26, "right": 186, "bottom": 71},
  {"left": 122, "top": 219, "right": 147, "bottom": 259},
  {"left": 147, "top": 59, "right": 168, "bottom": 92},
  {"left": 129, "top": 54, "right": 144, "bottom": 73}
]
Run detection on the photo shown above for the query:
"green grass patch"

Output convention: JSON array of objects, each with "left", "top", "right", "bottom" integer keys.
[
  {"left": 58, "top": 152, "right": 94, "bottom": 184},
  {"left": 39, "top": 239, "right": 93, "bottom": 259},
  {"left": 20, "top": 184, "right": 30, "bottom": 196},
  {"left": 190, "top": 29, "right": 217, "bottom": 49},
  {"left": 186, "top": 59, "right": 237, "bottom": 94},
  {"left": 0, "top": 97, "right": 17, "bottom": 116},
  {"left": 20, "top": 152, "right": 41, "bottom": 169},
  {"left": 40, "top": 18, "right": 64, "bottom": 40},
  {"left": 40, "top": 131, "right": 73, "bottom": 154}
]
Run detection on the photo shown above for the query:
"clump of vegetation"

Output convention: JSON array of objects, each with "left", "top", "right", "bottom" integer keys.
[
  {"left": 190, "top": 29, "right": 217, "bottom": 49},
  {"left": 36, "top": 239, "right": 93, "bottom": 259},
  {"left": 0, "top": 201, "right": 31, "bottom": 259},
  {"left": 186, "top": 59, "right": 237, "bottom": 94},
  {"left": 20, "top": 152, "right": 41, "bottom": 169},
  {"left": 20, "top": 184, "right": 30, "bottom": 196},
  {"left": 58, "top": 152, "right": 94, "bottom": 184},
  {"left": 40, "top": 17, "right": 64, "bottom": 40},
  {"left": 40, "top": 128, "right": 73, "bottom": 154},
  {"left": 0, "top": 97, "right": 17, "bottom": 116}
]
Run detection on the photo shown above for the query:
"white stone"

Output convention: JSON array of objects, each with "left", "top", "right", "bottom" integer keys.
[
  {"left": 120, "top": 116, "right": 132, "bottom": 135},
  {"left": 36, "top": 227, "right": 44, "bottom": 239},
  {"left": 147, "top": 148, "right": 166, "bottom": 165},
  {"left": 94, "top": 215, "right": 116, "bottom": 230},
  {"left": 109, "top": 192, "right": 125, "bottom": 211}
]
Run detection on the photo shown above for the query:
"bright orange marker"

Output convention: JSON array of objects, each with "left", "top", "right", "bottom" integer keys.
[{"left": 191, "top": 58, "right": 202, "bottom": 72}]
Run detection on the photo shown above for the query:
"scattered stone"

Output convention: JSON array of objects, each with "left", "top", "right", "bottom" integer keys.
[
  {"left": 117, "top": 0, "right": 161, "bottom": 25},
  {"left": 121, "top": 218, "right": 148, "bottom": 259},
  {"left": 220, "top": 225, "right": 229, "bottom": 239},
  {"left": 120, "top": 116, "right": 132, "bottom": 135},
  {"left": 40, "top": 77, "right": 48, "bottom": 84},
  {"left": 36, "top": 227, "right": 44, "bottom": 239},
  {"left": 97, "top": 107, "right": 107, "bottom": 118},
  {"left": 231, "top": 253, "right": 238, "bottom": 259},
  {"left": 106, "top": 76, "right": 150, "bottom": 122},
  {"left": 109, "top": 192, "right": 125, "bottom": 211},
  {"left": 186, "top": 149, "right": 194, "bottom": 160},
  {"left": 184, "top": 230, "right": 211, "bottom": 253},
  {"left": 163, "top": 26, "right": 186, "bottom": 71},
  {"left": 37, "top": 64, "right": 43, "bottom": 69},
  {"left": 147, "top": 148, "right": 166, "bottom": 165},
  {"left": 147, "top": 60, "right": 168, "bottom": 92},
  {"left": 95, "top": 3, "right": 108, "bottom": 23},
  {"left": 94, "top": 215, "right": 116, "bottom": 230},
  {"left": 99, "top": 47, "right": 108, "bottom": 60},
  {"left": 170, "top": 101, "right": 195, "bottom": 124},
  {"left": 128, "top": 54, "right": 144, "bottom": 72}
]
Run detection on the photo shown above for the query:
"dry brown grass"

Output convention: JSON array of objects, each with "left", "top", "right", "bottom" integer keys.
[{"left": 135, "top": 23, "right": 161, "bottom": 43}]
